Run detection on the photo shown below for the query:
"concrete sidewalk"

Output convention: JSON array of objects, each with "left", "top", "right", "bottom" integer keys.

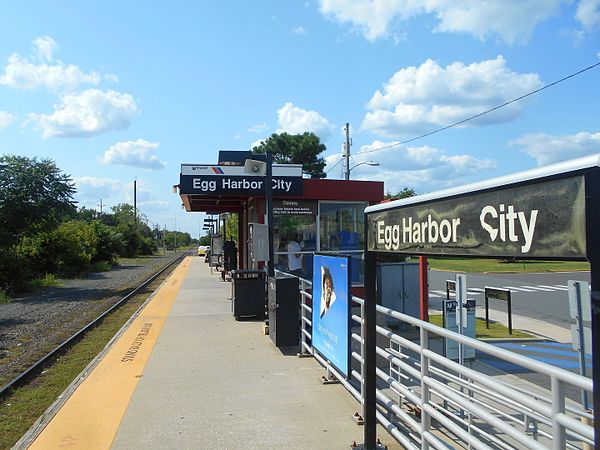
[
  {"left": 111, "top": 257, "right": 400, "bottom": 450},
  {"left": 474, "top": 306, "right": 571, "bottom": 342}
]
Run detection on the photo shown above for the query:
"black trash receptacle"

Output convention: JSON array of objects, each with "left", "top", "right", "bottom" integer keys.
[
  {"left": 231, "top": 270, "right": 266, "bottom": 320},
  {"left": 267, "top": 275, "right": 300, "bottom": 347}
]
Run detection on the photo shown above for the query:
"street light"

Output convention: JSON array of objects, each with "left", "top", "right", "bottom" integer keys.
[{"left": 348, "top": 161, "right": 379, "bottom": 178}]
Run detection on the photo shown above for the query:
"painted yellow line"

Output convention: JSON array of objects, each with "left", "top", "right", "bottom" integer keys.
[{"left": 28, "top": 257, "right": 191, "bottom": 450}]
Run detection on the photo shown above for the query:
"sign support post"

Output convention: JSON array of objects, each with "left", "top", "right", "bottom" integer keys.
[
  {"left": 589, "top": 260, "right": 599, "bottom": 439},
  {"left": 363, "top": 236, "right": 377, "bottom": 449},
  {"left": 364, "top": 154, "right": 600, "bottom": 448}
]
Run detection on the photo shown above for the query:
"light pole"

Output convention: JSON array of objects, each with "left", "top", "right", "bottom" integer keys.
[
  {"left": 265, "top": 151, "right": 274, "bottom": 276},
  {"left": 243, "top": 152, "right": 274, "bottom": 276},
  {"left": 348, "top": 161, "right": 379, "bottom": 178}
]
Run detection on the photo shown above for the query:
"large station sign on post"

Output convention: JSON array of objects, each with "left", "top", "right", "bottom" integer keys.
[
  {"left": 361, "top": 154, "right": 600, "bottom": 449},
  {"left": 368, "top": 176, "right": 586, "bottom": 259},
  {"left": 179, "top": 164, "right": 303, "bottom": 196}
]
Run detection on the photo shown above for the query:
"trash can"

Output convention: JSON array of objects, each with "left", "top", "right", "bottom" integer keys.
[
  {"left": 267, "top": 275, "right": 300, "bottom": 347},
  {"left": 231, "top": 270, "right": 266, "bottom": 320}
]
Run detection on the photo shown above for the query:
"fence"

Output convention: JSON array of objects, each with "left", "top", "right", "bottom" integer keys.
[{"left": 292, "top": 274, "right": 594, "bottom": 450}]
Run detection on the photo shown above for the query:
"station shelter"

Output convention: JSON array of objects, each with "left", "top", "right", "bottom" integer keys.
[{"left": 177, "top": 151, "right": 384, "bottom": 287}]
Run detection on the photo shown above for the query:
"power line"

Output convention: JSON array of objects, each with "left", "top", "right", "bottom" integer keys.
[
  {"left": 353, "top": 60, "right": 600, "bottom": 157},
  {"left": 325, "top": 155, "right": 344, "bottom": 174}
]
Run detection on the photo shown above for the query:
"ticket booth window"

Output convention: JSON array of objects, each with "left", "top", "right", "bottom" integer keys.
[
  {"left": 319, "top": 201, "right": 367, "bottom": 284},
  {"left": 273, "top": 214, "right": 317, "bottom": 278}
]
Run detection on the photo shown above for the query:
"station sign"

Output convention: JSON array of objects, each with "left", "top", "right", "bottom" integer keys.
[
  {"left": 179, "top": 174, "right": 303, "bottom": 196},
  {"left": 367, "top": 175, "right": 586, "bottom": 259}
]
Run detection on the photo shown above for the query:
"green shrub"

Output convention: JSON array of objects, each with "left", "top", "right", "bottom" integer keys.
[
  {"left": 0, "top": 249, "right": 34, "bottom": 293},
  {"left": 139, "top": 236, "right": 158, "bottom": 255},
  {"left": 26, "top": 220, "right": 98, "bottom": 277},
  {"left": 0, "top": 289, "right": 11, "bottom": 303},
  {"left": 90, "top": 221, "right": 124, "bottom": 264}
]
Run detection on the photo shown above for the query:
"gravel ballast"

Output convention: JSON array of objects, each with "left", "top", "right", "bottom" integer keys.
[{"left": 0, "top": 252, "right": 185, "bottom": 385}]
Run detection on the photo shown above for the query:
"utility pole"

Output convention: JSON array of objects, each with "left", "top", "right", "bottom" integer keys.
[
  {"left": 133, "top": 179, "right": 137, "bottom": 227},
  {"left": 343, "top": 122, "right": 351, "bottom": 180},
  {"left": 98, "top": 198, "right": 103, "bottom": 214}
]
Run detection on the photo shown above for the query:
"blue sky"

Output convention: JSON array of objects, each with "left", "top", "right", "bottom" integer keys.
[{"left": 0, "top": 1, "right": 599, "bottom": 237}]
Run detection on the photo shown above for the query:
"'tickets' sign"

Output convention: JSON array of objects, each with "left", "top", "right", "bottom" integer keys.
[
  {"left": 179, "top": 174, "right": 303, "bottom": 196},
  {"left": 272, "top": 200, "right": 317, "bottom": 216},
  {"left": 367, "top": 176, "right": 587, "bottom": 259}
]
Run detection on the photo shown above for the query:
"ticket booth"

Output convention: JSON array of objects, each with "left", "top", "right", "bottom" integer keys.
[{"left": 177, "top": 151, "right": 384, "bottom": 289}]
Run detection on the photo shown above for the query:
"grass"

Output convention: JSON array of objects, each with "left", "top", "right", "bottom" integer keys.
[
  {"left": 418, "top": 257, "right": 590, "bottom": 273},
  {"left": 428, "top": 314, "right": 532, "bottom": 339},
  {"left": 28, "top": 273, "right": 62, "bottom": 290},
  {"left": 0, "top": 290, "right": 10, "bottom": 304},
  {"left": 90, "top": 261, "right": 113, "bottom": 272},
  {"left": 0, "top": 271, "right": 173, "bottom": 450}
]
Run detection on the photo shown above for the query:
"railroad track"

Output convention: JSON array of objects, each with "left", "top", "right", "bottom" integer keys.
[{"left": 0, "top": 251, "right": 190, "bottom": 399}]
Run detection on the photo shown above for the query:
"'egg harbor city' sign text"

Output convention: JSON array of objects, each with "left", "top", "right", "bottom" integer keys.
[{"left": 367, "top": 176, "right": 587, "bottom": 259}]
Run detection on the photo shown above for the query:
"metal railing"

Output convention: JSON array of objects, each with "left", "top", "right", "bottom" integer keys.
[{"left": 295, "top": 275, "right": 594, "bottom": 450}]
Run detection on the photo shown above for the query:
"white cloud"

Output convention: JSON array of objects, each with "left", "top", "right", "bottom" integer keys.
[
  {"left": 33, "top": 36, "right": 58, "bottom": 62},
  {"left": 251, "top": 138, "right": 266, "bottom": 150},
  {"left": 511, "top": 131, "right": 600, "bottom": 165},
  {"left": 248, "top": 123, "right": 268, "bottom": 133},
  {"left": 276, "top": 102, "right": 335, "bottom": 138},
  {"left": 74, "top": 176, "right": 169, "bottom": 213},
  {"left": 327, "top": 141, "right": 496, "bottom": 192},
  {"left": 30, "top": 89, "right": 138, "bottom": 138},
  {"left": 293, "top": 26, "right": 308, "bottom": 35},
  {"left": 575, "top": 0, "right": 600, "bottom": 30},
  {"left": 74, "top": 176, "right": 126, "bottom": 203},
  {"left": 319, "top": 0, "right": 561, "bottom": 44},
  {"left": 138, "top": 200, "right": 170, "bottom": 211},
  {"left": 100, "top": 139, "right": 166, "bottom": 170},
  {"left": 362, "top": 56, "right": 542, "bottom": 137},
  {"left": 0, "top": 111, "right": 14, "bottom": 129},
  {"left": 0, "top": 36, "right": 114, "bottom": 91}
]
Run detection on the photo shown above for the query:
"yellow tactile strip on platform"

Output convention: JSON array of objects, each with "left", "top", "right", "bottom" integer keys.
[{"left": 28, "top": 256, "right": 191, "bottom": 450}]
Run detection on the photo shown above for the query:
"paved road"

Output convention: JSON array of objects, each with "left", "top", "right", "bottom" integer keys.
[
  {"left": 427, "top": 270, "right": 593, "bottom": 404},
  {"left": 428, "top": 270, "right": 590, "bottom": 329}
]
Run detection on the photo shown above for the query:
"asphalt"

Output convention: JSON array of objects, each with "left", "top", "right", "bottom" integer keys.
[{"left": 22, "top": 256, "right": 402, "bottom": 450}]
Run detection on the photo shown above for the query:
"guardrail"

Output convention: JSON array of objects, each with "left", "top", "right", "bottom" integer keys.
[{"left": 292, "top": 274, "right": 594, "bottom": 450}]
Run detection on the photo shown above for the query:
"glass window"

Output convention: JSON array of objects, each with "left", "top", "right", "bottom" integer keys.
[
  {"left": 273, "top": 213, "right": 317, "bottom": 278},
  {"left": 319, "top": 202, "right": 368, "bottom": 284},
  {"left": 319, "top": 202, "right": 367, "bottom": 251}
]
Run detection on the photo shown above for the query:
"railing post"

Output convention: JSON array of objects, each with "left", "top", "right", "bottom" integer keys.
[
  {"left": 420, "top": 327, "right": 431, "bottom": 450},
  {"left": 301, "top": 279, "right": 306, "bottom": 353},
  {"left": 363, "top": 250, "right": 377, "bottom": 449},
  {"left": 361, "top": 300, "right": 366, "bottom": 420},
  {"left": 551, "top": 376, "right": 566, "bottom": 450}
]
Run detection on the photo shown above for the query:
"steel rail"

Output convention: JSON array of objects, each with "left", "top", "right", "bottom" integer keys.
[{"left": 0, "top": 251, "right": 188, "bottom": 399}]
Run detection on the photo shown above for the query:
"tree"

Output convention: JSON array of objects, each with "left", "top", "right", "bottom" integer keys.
[
  {"left": 223, "top": 213, "right": 239, "bottom": 246},
  {"left": 0, "top": 155, "right": 76, "bottom": 249},
  {"left": 385, "top": 187, "right": 416, "bottom": 201},
  {"left": 252, "top": 132, "right": 327, "bottom": 178}
]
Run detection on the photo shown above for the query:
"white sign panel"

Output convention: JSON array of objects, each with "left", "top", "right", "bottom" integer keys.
[{"left": 568, "top": 280, "right": 591, "bottom": 321}]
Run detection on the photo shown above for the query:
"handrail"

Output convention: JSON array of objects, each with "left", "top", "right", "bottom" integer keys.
[{"left": 296, "top": 274, "right": 594, "bottom": 449}]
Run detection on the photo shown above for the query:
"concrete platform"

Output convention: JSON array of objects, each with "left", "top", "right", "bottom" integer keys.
[{"left": 26, "top": 256, "right": 402, "bottom": 450}]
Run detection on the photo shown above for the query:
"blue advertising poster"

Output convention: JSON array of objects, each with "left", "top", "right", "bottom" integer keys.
[{"left": 311, "top": 254, "right": 351, "bottom": 377}]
